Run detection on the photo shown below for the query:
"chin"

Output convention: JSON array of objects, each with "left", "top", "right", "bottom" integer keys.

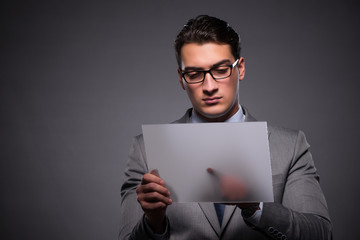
[
  {"left": 202, "top": 111, "right": 225, "bottom": 119},
  {"left": 200, "top": 107, "right": 229, "bottom": 119}
]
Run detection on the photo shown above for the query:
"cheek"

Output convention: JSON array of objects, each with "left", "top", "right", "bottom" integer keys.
[
  {"left": 230, "top": 79, "right": 239, "bottom": 94},
  {"left": 223, "top": 81, "right": 238, "bottom": 98},
  {"left": 186, "top": 86, "right": 201, "bottom": 101}
]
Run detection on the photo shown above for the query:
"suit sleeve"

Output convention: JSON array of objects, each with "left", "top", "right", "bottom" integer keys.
[
  {"left": 118, "top": 135, "right": 170, "bottom": 240},
  {"left": 254, "top": 130, "right": 333, "bottom": 240}
]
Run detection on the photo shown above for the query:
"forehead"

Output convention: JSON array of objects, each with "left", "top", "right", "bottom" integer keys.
[{"left": 180, "top": 43, "right": 234, "bottom": 68}]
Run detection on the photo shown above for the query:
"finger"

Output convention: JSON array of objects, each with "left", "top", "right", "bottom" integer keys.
[
  {"left": 141, "top": 182, "right": 170, "bottom": 197},
  {"left": 142, "top": 191, "right": 172, "bottom": 205},
  {"left": 207, "top": 168, "right": 220, "bottom": 180},
  {"left": 150, "top": 169, "right": 165, "bottom": 185},
  {"left": 236, "top": 202, "right": 259, "bottom": 209},
  {"left": 140, "top": 201, "right": 168, "bottom": 211},
  {"left": 141, "top": 172, "right": 165, "bottom": 186},
  {"left": 137, "top": 190, "right": 172, "bottom": 206}
]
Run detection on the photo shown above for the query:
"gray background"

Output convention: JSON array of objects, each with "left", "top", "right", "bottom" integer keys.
[{"left": 1, "top": 0, "right": 359, "bottom": 239}]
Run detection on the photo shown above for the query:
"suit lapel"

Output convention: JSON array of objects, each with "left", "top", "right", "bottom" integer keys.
[
  {"left": 198, "top": 203, "right": 221, "bottom": 236},
  {"left": 198, "top": 203, "right": 238, "bottom": 236},
  {"left": 221, "top": 205, "right": 237, "bottom": 232}
]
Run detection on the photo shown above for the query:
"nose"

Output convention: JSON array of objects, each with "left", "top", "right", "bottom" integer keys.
[{"left": 202, "top": 72, "right": 218, "bottom": 95}]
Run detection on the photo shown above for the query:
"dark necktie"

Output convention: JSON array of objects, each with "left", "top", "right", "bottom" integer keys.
[{"left": 214, "top": 203, "right": 225, "bottom": 226}]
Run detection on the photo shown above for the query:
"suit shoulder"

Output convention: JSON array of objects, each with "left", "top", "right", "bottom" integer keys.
[
  {"left": 171, "top": 108, "right": 192, "bottom": 123},
  {"left": 268, "top": 125, "right": 303, "bottom": 138},
  {"left": 267, "top": 125, "right": 307, "bottom": 148}
]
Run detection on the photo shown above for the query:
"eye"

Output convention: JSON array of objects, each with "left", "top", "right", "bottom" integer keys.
[
  {"left": 212, "top": 66, "right": 229, "bottom": 75},
  {"left": 186, "top": 71, "right": 202, "bottom": 80}
]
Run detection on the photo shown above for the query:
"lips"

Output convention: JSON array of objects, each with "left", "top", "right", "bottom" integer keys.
[{"left": 203, "top": 96, "right": 222, "bottom": 105}]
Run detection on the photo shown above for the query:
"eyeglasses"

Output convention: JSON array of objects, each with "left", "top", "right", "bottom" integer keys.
[{"left": 181, "top": 59, "right": 239, "bottom": 84}]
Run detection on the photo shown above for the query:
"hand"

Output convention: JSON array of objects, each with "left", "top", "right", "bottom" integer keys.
[
  {"left": 207, "top": 168, "right": 248, "bottom": 200},
  {"left": 219, "top": 174, "right": 248, "bottom": 201},
  {"left": 207, "top": 168, "right": 260, "bottom": 216},
  {"left": 136, "top": 169, "right": 172, "bottom": 233}
]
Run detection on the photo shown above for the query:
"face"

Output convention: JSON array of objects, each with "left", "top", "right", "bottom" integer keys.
[{"left": 178, "top": 42, "right": 245, "bottom": 122}]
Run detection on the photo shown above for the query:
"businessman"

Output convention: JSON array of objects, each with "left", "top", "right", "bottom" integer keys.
[{"left": 119, "top": 15, "right": 332, "bottom": 239}]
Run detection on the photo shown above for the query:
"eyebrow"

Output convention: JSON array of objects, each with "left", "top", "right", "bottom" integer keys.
[{"left": 182, "top": 59, "right": 232, "bottom": 72}]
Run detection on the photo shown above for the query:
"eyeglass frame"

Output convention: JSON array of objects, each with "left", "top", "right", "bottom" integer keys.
[{"left": 180, "top": 59, "right": 239, "bottom": 84}]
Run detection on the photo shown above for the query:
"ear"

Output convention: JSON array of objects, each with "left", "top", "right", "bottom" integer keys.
[
  {"left": 178, "top": 68, "right": 186, "bottom": 90},
  {"left": 237, "top": 57, "right": 245, "bottom": 81}
]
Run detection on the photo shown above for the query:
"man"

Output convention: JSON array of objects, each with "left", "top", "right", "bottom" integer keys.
[{"left": 119, "top": 15, "right": 332, "bottom": 239}]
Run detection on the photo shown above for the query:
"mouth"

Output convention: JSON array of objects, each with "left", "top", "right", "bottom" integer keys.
[{"left": 203, "top": 96, "right": 222, "bottom": 105}]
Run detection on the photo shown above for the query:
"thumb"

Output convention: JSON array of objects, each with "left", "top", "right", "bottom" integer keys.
[{"left": 150, "top": 169, "right": 160, "bottom": 177}]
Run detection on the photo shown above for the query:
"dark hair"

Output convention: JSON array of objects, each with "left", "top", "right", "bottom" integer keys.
[{"left": 174, "top": 15, "right": 241, "bottom": 67}]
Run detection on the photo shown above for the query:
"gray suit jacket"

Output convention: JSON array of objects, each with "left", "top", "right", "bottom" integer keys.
[{"left": 119, "top": 108, "right": 332, "bottom": 240}]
